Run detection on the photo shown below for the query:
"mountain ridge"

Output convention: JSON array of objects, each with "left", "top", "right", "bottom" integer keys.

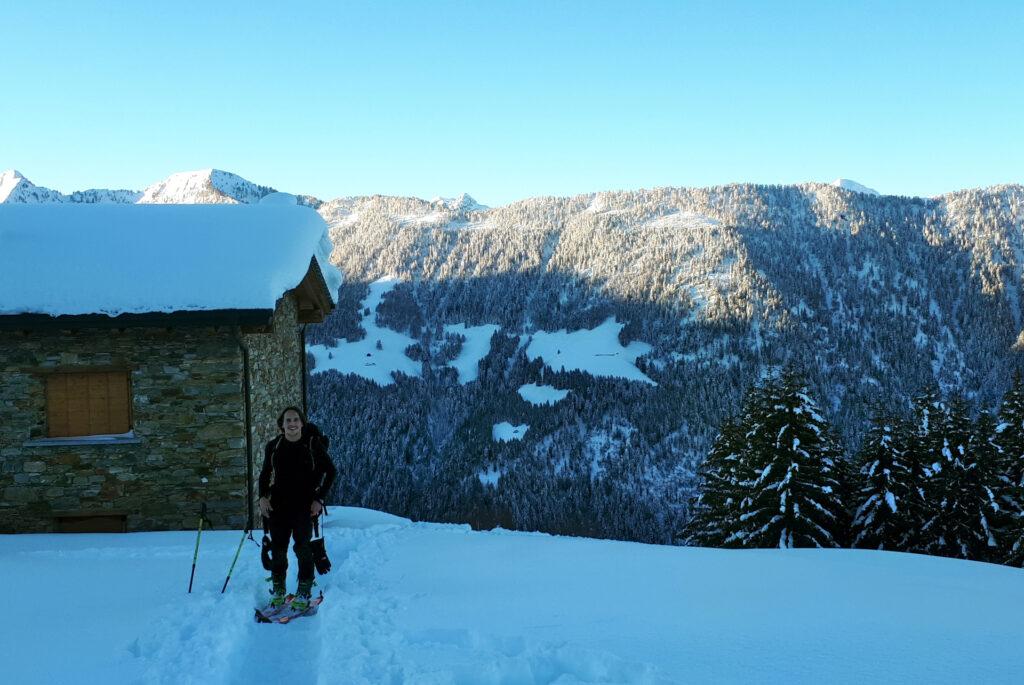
[{"left": 3, "top": 167, "right": 1021, "bottom": 209}]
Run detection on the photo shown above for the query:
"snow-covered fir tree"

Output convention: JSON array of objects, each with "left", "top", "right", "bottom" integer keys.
[
  {"left": 850, "top": 409, "right": 916, "bottom": 550},
  {"left": 900, "top": 386, "right": 945, "bottom": 550},
  {"left": 973, "top": 411, "right": 1010, "bottom": 552},
  {"left": 1004, "top": 509, "right": 1024, "bottom": 567},
  {"left": 917, "top": 398, "right": 1002, "bottom": 561},
  {"left": 996, "top": 372, "right": 1024, "bottom": 565},
  {"left": 724, "top": 369, "right": 845, "bottom": 549},
  {"left": 995, "top": 372, "right": 1024, "bottom": 509},
  {"left": 685, "top": 416, "right": 751, "bottom": 547}
]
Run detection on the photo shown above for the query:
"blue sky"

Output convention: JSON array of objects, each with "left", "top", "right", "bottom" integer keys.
[{"left": 2, "top": 1, "right": 1021, "bottom": 205}]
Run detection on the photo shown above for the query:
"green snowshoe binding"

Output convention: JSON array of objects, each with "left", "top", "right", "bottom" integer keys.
[
  {"left": 291, "top": 579, "right": 316, "bottom": 612},
  {"left": 268, "top": 575, "right": 288, "bottom": 608}
]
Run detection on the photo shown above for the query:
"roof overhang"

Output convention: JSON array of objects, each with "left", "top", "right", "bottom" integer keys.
[
  {"left": 0, "top": 308, "right": 275, "bottom": 332},
  {"left": 292, "top": 257, "right": 336, "bottom": 324}
]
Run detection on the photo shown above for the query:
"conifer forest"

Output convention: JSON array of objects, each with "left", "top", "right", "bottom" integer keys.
[{"left": 301, "top": 182, "right": 1024, "bottom": 566}]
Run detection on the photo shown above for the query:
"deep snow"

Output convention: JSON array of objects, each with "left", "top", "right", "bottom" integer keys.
[
  {"left": 0, "top": 203, "right": 341, "bottom": 316},
  {"left": 2, "top": 507, "right": 1023, "bottom": 684}
]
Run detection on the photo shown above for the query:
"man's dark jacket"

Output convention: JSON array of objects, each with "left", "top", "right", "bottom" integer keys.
[{"left": 258, "top": 424, "right": 337, "bottom": 513}]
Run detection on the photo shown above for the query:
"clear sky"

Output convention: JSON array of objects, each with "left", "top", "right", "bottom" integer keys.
[{"left": 2, "top": 1, "right": 1021, "bottom": 205}]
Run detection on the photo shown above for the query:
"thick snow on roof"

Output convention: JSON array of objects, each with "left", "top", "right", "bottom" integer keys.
[{"left": 0, "top": 203, "right": 342, "bottom": 317}]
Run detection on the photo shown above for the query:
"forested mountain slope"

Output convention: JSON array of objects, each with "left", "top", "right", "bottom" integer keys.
[
  {"left": 5, "top": 170, "right": 1021, "bottom": 542},
  {"left": 308, "top": 183, "right": 1024, "bottom": 542}
]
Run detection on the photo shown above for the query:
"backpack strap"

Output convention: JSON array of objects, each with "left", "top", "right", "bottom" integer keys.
[
  {"left": 306, "top": 436, "right": 316, "bottom": 472},
  {"left": 268, "top": 435, "right": 284, "bottom": 488}
]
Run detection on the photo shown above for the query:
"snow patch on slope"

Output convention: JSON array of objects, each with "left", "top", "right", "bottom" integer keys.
[
  {"left": 308, "top": 278, "right": 421, "bottom": 386},
  {"left": 444, "top": 323, "right": 500, "bottom": 384},
  {"left": 477, "top": 466, "right": 503, "bottom": 487},
  {"left": 493, "top": 422, "right": 529, "bottom": 442},
  {"left": 526, "top": 318, "right": 655, "bottom": 385},
  {"left": 518, "top": 384, "right": 570, "bottom": 406}
]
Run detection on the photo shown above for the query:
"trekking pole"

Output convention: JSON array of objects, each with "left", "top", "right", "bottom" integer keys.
[
  {"left": 221, "top": 527, "right": 250, "bottom": 593},
  {"left": 188, "top": 503, "right": 211, "bottom": 593}
]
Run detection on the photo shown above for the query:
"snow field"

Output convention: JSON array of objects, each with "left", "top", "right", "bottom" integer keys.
[
  {"left": 308, "top": 286, "right": 659, "bottom": 391},
  {"left": 2, "top": 507, "right": 1024, "bottom": 683},
  {"left": 525, "top": 318, "right": 656, "bottom": 385},
  {"left": 517, "top": 383, "right": 570, "bottom": 406},
  {"left": 308, "top": 280, "right": 503, "bottom": 387},
  {"left": 477, "top": 466, "right": 504, "bottom": 487},
  {"left": 493, "top": 422, "right": 529, "bottom": 442},
  {"left": 444, "top": 323, "right": 501, "bottom": 384},
  {"left": 308, "top": 278, "right": 421, "bottom": 386}
]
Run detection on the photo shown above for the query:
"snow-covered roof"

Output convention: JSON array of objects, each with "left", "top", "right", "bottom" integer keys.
[{"left": 0, "top": 201, "right": 343, "bottom": 318}]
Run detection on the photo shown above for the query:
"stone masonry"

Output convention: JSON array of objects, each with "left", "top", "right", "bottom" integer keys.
[
  {"left": 0, "top": 292, "right": 307, "bottom": 533},
  {"left": 243, "top": 293, "right": 306, "bottom": 503}
]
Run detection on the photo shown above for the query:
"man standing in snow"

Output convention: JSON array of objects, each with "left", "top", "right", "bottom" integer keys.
[{"left": 258, "top": 406, "right": 336, "bottom": 611}]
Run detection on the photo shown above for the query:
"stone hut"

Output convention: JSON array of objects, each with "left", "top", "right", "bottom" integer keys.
[{"left": 0, "top": 198, "right": 342, "bottom": 533}]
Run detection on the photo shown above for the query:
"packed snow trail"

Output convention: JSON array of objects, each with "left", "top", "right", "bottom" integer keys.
[{"left": 2, "top": 507, "right": 1024, "bottom": 683}]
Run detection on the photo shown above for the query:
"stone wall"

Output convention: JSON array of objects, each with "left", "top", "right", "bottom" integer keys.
[
  {"left": 0, "top": 326, "right": 248, "bottom": 532},
  {"left": 243, "top": 293, "right": 305, "bottom": 508}
]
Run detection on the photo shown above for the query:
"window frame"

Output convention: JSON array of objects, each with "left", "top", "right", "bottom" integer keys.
[{"left": 23, "top": 366, "right": 141, "bottom": 447}]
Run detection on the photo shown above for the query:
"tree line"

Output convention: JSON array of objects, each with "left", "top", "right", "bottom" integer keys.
[{"left": 685, "top": 368, "right": 1024, "bottom": 566}]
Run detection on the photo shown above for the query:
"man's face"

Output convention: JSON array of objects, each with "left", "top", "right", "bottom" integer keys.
[{"left": 282, "top": 410, "right": 303, "bottom": 441}]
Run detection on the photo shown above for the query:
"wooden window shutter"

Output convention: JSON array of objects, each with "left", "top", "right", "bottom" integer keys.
[{"left": 47, "top": 371, "right": 131, "bottom": 438}]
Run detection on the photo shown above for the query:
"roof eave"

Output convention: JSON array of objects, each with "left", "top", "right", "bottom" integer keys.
[
  {"left": 0, "top": 309, "right": 275, "bottom": 331},
  {"left": 292, "top": 257, "right": 336, "bottom": 324}
]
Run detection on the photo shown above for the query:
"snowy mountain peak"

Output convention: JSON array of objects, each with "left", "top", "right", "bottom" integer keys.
[
  {"left": 0, "top": 169, "right": 67, "bottom": 203},
  {"left": 0, "top": 169, "right": 27, "bottom": 202},
  {"left": 432, "top": 193, "right": 488, "bottom": 212},
  {"left": 140, "top": 169, "right": 277, "bottom": 205},
  {"left": 832, "top": 179, "right": 880, "bottom": 196},
  {"left": 0, "top": 170, "right": 142, "bottom": 204}
]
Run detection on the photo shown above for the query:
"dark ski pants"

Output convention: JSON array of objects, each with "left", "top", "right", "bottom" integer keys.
[{"left": 268, "top": 508, "right": 314, "bottom": 583}]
